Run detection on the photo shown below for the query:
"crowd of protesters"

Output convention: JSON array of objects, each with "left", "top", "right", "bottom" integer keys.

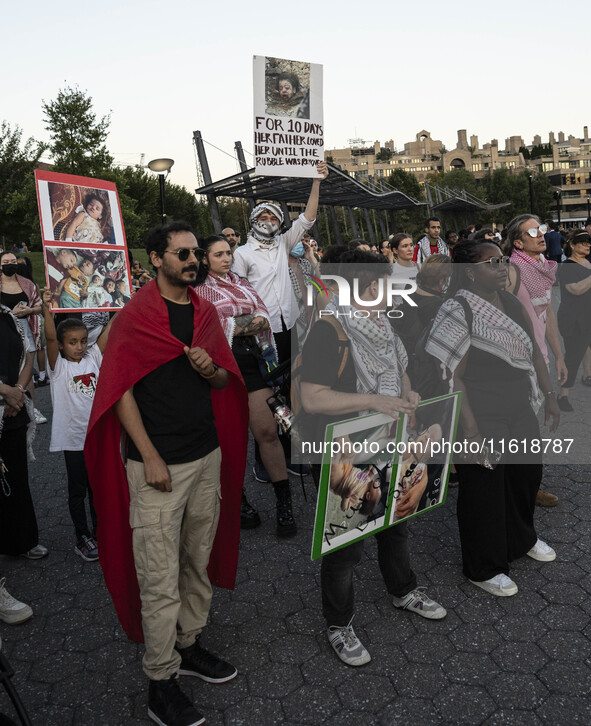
[{"left": 1, "top": 173, "right": 590, "bottom": 725}]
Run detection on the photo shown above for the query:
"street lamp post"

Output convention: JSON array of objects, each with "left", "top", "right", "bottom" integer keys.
[
  {"left": 587, "top": 196, "right": 590, "bottom": 219},
  {"left": 148, "top": 158, "right": 175, "bottom": 225},
  {"left": 528, "top": 174, "right": 535, "bottom": 214},
  {"left": 553, "top": 189, "right": 561, "bottom": 226}
]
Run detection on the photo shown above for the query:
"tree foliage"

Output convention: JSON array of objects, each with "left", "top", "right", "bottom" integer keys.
[
  {"left": 0, "top": 121, "right": 46, "bottom": 247},
  {"left": 42, "top": 85, "right": 113, "bottom": 177}
]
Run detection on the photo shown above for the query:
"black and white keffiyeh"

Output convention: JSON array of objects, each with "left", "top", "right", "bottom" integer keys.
[
  {"left": 416, "top": 235, "right": 449, "bottom": 265},
  {"left": 325, "top": 296, "right": 408, "bottom": 399},
  {"left": 424, "top": 289, "right": 540, "bottom": 404}
]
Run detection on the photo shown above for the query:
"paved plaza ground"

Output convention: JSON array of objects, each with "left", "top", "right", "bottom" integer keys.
[{"left": 1, "top": 382, "right": 591, "bottom": 725}]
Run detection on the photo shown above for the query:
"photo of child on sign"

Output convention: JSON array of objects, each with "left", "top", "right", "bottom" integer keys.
[{"left": 253, "top": 54, "right": 324, "bottom": 178}]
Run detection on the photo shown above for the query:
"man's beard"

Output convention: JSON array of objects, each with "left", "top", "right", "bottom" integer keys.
[{"left": 160, "top": 258, "right": 198, "bottom": 287}]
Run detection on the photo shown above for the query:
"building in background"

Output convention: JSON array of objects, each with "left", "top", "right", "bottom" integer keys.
[{"left": 326, "top": 127, "right": 591, "bottom": 225}]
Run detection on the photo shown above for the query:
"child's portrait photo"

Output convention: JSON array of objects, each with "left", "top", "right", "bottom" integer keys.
[
  {"left": 264, "top": 57, "right": 311, "bottom": 119},
  {"left": 35, "top": 170, "right": 126, "bottom": 247}
]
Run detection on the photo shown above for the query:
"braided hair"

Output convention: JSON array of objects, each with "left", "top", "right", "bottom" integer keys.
[{"left": 447, "top": 240, "right": 501, "bottom": 296}]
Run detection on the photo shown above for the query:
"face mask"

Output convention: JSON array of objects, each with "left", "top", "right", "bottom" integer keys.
[
  {"left": 290, "top": 242, "right": 305, "bottom": 259},
  {"left": 251, "top": 221, "right": 280, "bottom": 245},
  {"left": 1, "top": 264, "right": 18, "bottom": 277}
]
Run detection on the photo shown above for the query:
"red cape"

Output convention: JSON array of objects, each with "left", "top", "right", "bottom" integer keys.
[{"left": 85, "top": 279, "right": 248, "bottom": 643}]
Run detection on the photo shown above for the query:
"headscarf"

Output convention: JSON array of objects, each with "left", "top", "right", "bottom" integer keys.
[{"left": 249, "top": 203, "right": 284, "bottom": 246}]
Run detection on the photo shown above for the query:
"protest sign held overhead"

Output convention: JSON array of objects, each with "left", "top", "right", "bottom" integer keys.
[
  {"left": 35, "top": 170, "right": 132, "bottom": 313},
  {"left": 253, "top": 55, "right": 324, "bottom": 178}
]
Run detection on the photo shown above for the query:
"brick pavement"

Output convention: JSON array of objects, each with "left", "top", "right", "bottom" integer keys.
[{"left": 1, "top": 384, "right": 591, "bottom": 725}]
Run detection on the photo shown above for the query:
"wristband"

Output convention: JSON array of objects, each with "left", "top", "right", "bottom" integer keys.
[
  {"left": 201, "top": 364, "right": 219, "bottom": 380},
  {"left": 15, "top": 384, "right": 26, "bottom": 393},
  {"left": 544, "top": 390, "right": 556, "bottom": 397}
]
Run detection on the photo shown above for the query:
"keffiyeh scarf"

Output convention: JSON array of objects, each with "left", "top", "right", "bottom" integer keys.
[
  {"left": 325, "top": 295, "right": 408, "bottom": 398},
  {"left": 194, "top": 272, "right": 276, "bottom": 353},
  {"left": 416, "top": 235, "right": 448, "bottom": 264},
  {"left": 425, "top": 289, "right": 540, "bottom": 404},
  {"left": 510, "top": 249, "right": 557, "bottom": 317}
]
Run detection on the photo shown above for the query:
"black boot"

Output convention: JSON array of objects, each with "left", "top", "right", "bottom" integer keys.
[
  {"left": 241, "top": 492, "right": 261, "bottom": 529},
  {"left": 273, "top": 480, "right": 297, "bottom": 537}
]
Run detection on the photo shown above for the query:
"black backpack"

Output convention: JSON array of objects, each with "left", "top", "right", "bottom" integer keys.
[{"left": 410, "top": 295, "right": 473, "bottom": 399}]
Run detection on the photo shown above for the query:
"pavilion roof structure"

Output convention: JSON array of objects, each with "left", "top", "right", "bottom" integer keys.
[
  {"left": 195, "top": 163, "right": 427, "bottom": 211},
  {"left": 425, "top": 183, "right": 511, "bottom": 213}
]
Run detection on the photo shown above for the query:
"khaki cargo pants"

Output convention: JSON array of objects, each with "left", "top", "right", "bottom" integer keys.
[{"left": 126, "top": 447, "right": 222, "bottom": 680}]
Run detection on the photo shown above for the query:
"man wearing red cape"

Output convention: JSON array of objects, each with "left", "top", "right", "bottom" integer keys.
[{"left": 85, "top": 221, "right": 248, "bottom": 726}]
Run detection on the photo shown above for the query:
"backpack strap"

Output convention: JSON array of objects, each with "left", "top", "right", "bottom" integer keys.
[{"left": 321, "top": 315, "right": 350, "bottom": 379}]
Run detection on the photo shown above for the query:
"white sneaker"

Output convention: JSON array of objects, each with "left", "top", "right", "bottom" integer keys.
[
  {"left": 0, "top": 577, "right": 33, "bottom": 624},
  {"left": 327, "top": 620, "right": 371, "bottom": 667},
  {"left": 392, "top": 587, "right": 447, "bottom": 620},
  {"left": 469, "top": 573, "right": 518, "bottom": 597},
  {"left": 527, "top": 539, "right": 556, "bottom": 562},
  {"left": 34, "top": 408, "right": 47, "bottom": 424},
  {"left": 20, "top": 544, "right": 49, "bottom": 559}
]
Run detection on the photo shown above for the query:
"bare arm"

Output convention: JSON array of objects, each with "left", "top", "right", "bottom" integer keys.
[
  {"left": 115, "top": 388, "right": 171, "bottom": 492},
  {"left": 65, "top": 211, "right": 85, "bottom": 240},
  {"left": 183, "top": 347, "right": 229, "bottom": 390},
  {"left": 544, "top": 306, "right": 567, "bottom": 385},
  {"left": 300, "top": 381, "right": 417, "bottom": 419},
  {"left": 42, "top": 289, "right": 60, "bottom": 370},
  {"left": 96, "top": 314, "right": 117, "bottom": 353},
  {"left": 233, "top": 314, "right": 269, "bottom": 336},
  {"left": 303, "top": 161, "right": 328, "bottom": 222}
]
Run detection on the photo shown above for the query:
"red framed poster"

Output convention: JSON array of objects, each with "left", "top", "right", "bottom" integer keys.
[{"left": 34, "top": 170, "right": 132, "bottom": 312}]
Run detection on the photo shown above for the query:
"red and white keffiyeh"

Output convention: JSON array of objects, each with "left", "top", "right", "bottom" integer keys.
[
  {"left": 510, "top": 249, "right": 556, "bottom": 317},
  {"left": 194, "top": 271, "right": 276, "bottom": 353}
]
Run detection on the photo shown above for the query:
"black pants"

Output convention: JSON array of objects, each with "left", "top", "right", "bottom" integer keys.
[
  {"left": 321, "top": 523, "right": 417, "bottom": 626},
  {"left": 63, "top": 451, "right": 97, "bottom": 539},
  {"left": 311, "top": 465, "right": 416, "bottom": 626},
  {"left": 562, "top": 333, "right": 591, "bottom": 388},
  {"left": 456, "top": 397, "right": 542, "bottom": 581},
  {"left": 0, "top": 425, "right": 39, "bottom": 555}
]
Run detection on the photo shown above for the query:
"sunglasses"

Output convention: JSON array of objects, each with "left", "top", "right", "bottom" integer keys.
[
  {"left": 524, "top": 224, "right": 548, "bottom": 238},
  {"left": 474, "top": 256, "right": 511, "bottom": 265},
  {"left": 164, "top": 247, "right": 205, "bottom": 262}
]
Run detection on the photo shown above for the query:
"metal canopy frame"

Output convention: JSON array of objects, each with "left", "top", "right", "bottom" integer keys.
[{"left": 195, "top": 163, "right": 426, "bottom": 211}]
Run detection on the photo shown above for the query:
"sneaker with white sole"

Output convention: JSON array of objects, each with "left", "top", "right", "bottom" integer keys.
[
  {"left": 74, "top": 535, "right": 99, "bottom": 562},
  {"left": 527, "top": 539, "right": 556, "bottom": 562},
  {"left": 33, "top": 408, "right": 47, "bottom": 424},
  {"left": 327, "top": 620, "right": 371, "bottom": 667},
  {"left": 20, "top": 544, "right": 49, "bottom": 559},
  {"left": 0, "top": 577, "right": 33, "bottom": 624},
  {"left": 469, "top": 573, "right": 518, "bottom": 597},
  {"left": 392, "top": 587, "right": 447, "bottom": 619}
]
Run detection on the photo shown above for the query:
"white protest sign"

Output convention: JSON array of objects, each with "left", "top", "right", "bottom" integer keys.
[{"left": 253, "top": 55, "right": 324, "bottom": 178}]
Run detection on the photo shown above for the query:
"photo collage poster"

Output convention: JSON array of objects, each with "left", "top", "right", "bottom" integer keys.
[
  {"left": 35, "top": 170, "right": 132, "bottom": 313},
  {"left": 311, "top": 392, "right": 462, "bottom": 560},
  {"left": 253, "top": 55, "right": 324, "bottom": 178}
]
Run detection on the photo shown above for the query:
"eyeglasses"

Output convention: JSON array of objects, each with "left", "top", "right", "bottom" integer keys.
[
  {"left": 474, "top": 256, "right": 511, "bottom": 265},
  {"left": 164, "top": 247, "right": 205, "bottom": 262},
  {"left": 524, "top": 224, "right": 548, "bottom": 238}
]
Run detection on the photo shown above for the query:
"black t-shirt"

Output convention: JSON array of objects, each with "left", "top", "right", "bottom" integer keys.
[
  {"left": 300, "top": 320, "right": 356, "bottom": 443},
  {"left": 127, "top": 298, "right": 218, "bottom": 465},
  {"left": 557, "top": 259, "right": 591, "bottom": 337},
  {"left": 1, "top": 290, "right": 28, "bottom": 310}
]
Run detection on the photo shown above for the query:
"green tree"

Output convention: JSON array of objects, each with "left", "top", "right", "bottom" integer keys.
[
  {"left": 441, "top": 168, "right": 482, "bottom": 198},
  {"left": 0, "top": 121, "right": 46, "bottom": 248},
  {"left": 385, "top": 169, "right": 426, "bottom": 237},
  {"left": 42, "top": 85, "right": 113, "bottom": 177}
]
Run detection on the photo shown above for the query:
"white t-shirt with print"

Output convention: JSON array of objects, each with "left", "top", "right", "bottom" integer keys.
[{"left": 48, "top": 345, "right": 103, "bottom": 452}]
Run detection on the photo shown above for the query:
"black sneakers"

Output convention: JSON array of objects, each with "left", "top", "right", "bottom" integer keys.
[
  {"left": 176, "top": 636, "right": 237, "bottom": 683},
  {"left": 148, "top": 676, "right": 204, "bottom": 726},
  {"left": 273, "top": 481, "right": 297, "bottom": 538}
]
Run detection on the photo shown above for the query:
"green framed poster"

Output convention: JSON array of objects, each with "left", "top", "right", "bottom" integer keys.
[{"left": 311, "top": 392, "right": 462, "bottom": 560}]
